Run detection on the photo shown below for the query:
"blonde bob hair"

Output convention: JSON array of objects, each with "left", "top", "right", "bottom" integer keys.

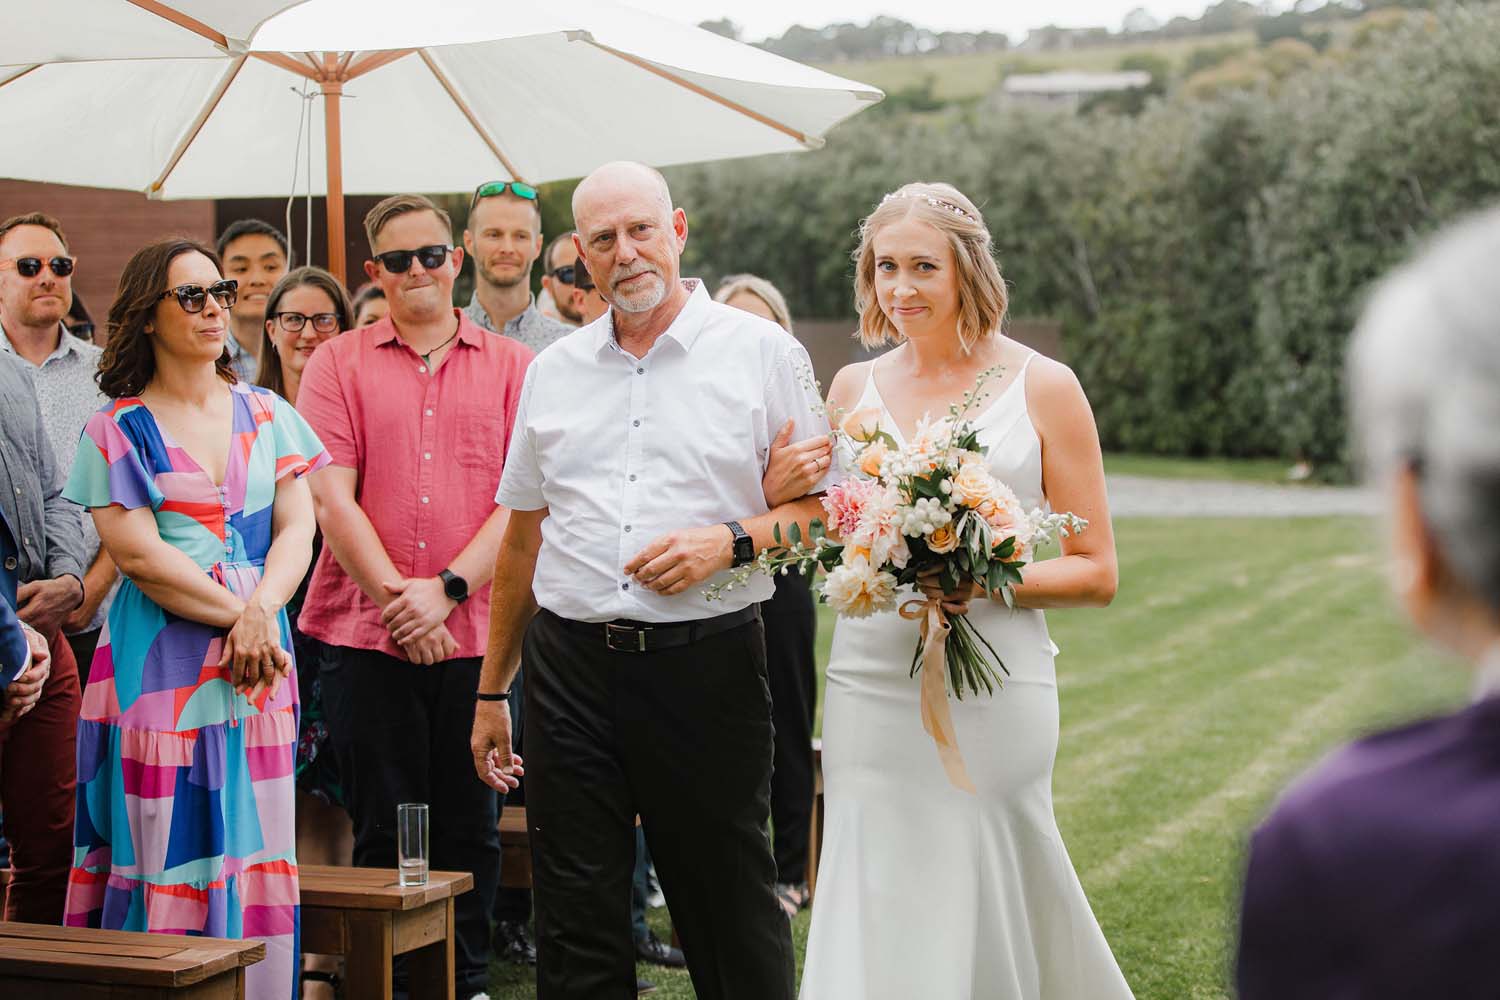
[
  {"left": 713, "top": 273, "right": 794, "bottom": 333},
  {"left": 852, "top": 182, "right": 1007, "bottom": 351}
]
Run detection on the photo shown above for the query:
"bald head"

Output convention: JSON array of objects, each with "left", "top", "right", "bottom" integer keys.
[{"left": 572, "top": 161, "right": 672, "bottom": 230}]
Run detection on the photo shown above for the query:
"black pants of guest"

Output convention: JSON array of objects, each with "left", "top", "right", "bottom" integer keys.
[
  {"left": 493, "top": 665, "right": 532, "bottom": 925},
  {"left": 320, "top": 644, "right": 499, "bottom": 997},
  {"left": 525, "top": 610, "right": 794, "bottom": 1000},
  {"left": 763, "top": 571, "right": 818, "bottom": 885}
]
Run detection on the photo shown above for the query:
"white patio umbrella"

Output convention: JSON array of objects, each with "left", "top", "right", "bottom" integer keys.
[
  {"left": 0, "top": 0, "right": 883, "bottom": 277},
  {"left": 0, "top": 1, "right": 306, "bottom": 62}
]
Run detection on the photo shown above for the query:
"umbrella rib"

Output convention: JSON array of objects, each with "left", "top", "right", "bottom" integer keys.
[
  {"left": 0, "top": 65, "right": 41, "bottom": 91},
  {"left": 418, "top": 51, "right": 528, "bottom": 183},
  {"left": 126, "top": 0, "right": 229, "bottom": 50},
  {"left": 150, "top": 56, "right": 248, "bottom": 194},
  {"left": 251, "top": 51, "right": 320, "bottom": 80},
  {"left": 344, "top": 49, "right": 418, "bottom": 80},
  {"left": 581, "top": 40, "right": 816, "bottom": 148}
]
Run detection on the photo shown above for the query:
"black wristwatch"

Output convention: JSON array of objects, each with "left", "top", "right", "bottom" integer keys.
[
  {"left": 439, "top": 568, "right": 469, "bottom": 604},
  {"left": 724, "top": 521, "right": 755, "bottom": 567}
]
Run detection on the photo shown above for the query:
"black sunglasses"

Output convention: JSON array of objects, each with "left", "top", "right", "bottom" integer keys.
[
  {"left": 158, "top": 279, "right": 238, "bottom": 314},
  {"left": 2, "top": 255, "right": 75, "bottom": 278},
  {"left": 373, "top": 245, "right": 453, "bottom": 274},
  {"left": 274, "top": 311, "right": 341, "bottom": 334}
]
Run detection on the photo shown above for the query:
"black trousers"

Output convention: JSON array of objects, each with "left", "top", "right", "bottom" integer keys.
[
  {"left": 319, "top": 644, "right": 499, "bottom": 996},
  {"left": 493, "top": 666, "right": 531, "bottom": 924},
  {"left": 526, "top": 610, "right": 795, "bottom": 1000},
  {"left": 763, "top": 571, "right": 818, "bottom": 884}
]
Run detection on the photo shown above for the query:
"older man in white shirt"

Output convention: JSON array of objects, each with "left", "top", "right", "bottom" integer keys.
[{"left": 471, "top": 161, "right": 835, "bottom": 1000}]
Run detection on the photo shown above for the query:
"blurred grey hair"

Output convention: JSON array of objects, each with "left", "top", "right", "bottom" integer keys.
[
  {"left": 1349, "top": 204, "right": 1500, "bottom": 614},
  {"left": 714, "top": 273, "right": 793, "bottom": 333}
]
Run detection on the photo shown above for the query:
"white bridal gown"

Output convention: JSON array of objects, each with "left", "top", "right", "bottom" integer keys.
[{"left": 800, "top": 355, "right": 1134, "bottom": 1000}]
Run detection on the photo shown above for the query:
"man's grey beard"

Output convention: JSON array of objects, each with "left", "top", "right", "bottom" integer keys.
[{"left": 609, "top": 269, "right": 666, "bottom": 313}]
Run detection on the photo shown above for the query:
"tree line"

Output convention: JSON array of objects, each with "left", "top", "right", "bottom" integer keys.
[{"left": 661, "top": 7, "right": 1500, "bottom": 472}]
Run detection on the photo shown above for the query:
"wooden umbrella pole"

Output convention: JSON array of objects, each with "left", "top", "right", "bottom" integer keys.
[{"left": 322, "top": 54, "right": 346, "bottom": 283}]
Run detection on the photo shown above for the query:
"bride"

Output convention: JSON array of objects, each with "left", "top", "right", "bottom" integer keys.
[{"left": 780, "top": 182, "right": 1133, "bottom": 999}]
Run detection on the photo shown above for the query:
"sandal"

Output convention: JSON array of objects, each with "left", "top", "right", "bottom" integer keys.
[{"left": 775, "top": 881, "right": 809, "bottom": 919}]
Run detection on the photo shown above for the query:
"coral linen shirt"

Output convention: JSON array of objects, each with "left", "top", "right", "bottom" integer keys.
[{"left": 296, "top": 310, "right": 533, "bottom": 660}]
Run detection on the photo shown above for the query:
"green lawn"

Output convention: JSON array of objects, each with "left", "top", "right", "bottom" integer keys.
[
  {"left": 1102, "top": 452, "right": 1295, "bottom": 484},
  {"left": 815, "top": 31, "right": 1254, "bottom": 102},
  {"left": 491, "top": 517, "right": 1463, "bottom": 998}
]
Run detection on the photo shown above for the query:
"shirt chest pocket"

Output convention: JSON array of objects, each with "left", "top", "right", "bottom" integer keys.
[{"left": 455, "top": 414, "right": 508, "bottom": 471}]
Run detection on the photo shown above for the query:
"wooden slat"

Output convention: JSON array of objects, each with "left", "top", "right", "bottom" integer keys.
[
  {"left": 0, "top": 944, "right": 255, "bottom": 987},
  {"left": 391, "top": 904, "right": 447, "bottom": 955},
  {"left": 298, "top": 866, "right": 472, "bottom": 911}
]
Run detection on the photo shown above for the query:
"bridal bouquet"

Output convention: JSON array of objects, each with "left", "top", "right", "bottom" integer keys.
[{"left": 708, "top": 367, "right": 1086, "bottom": 790}]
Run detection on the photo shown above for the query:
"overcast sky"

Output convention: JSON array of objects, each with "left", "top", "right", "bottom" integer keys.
[{"left": 624, "top": 1, "right": 1247, "bottom": 43}]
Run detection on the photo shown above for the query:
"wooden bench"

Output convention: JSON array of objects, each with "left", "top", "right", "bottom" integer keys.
[
  {"left": 498, "top": 807, "right": 532, "bottom": 890},
  {"left": 0, "top": 921, "right": 263, "bottom": 998},
  {"left": 299, "top": 865, "right": 472, "bottom": 1000}
]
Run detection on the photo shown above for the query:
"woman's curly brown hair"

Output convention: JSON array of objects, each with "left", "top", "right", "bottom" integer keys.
[{"left": 97, "top": 239, "right": 237, "bottom": 399}]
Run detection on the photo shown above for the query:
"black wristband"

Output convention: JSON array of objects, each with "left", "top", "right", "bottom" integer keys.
[{"left": 476, "top": 691, "right": 510, "bottom": 702}]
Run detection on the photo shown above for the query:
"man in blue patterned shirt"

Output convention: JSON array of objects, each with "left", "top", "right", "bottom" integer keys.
[{"left": 461, "top": 181, "right": 572, "bottom": 354}]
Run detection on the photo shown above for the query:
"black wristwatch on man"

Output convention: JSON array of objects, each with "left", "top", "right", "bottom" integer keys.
[
  {"left": 439, "top": 567, "right": 469, "bottom": 604},
  {"left": 724, "top": 521, "right": 755, "bottom": 568}
]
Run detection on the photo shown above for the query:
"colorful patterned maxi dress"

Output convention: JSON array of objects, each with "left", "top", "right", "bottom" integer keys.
[{"left": 61, "top": 382, "right": 329, "bottom": 1000}]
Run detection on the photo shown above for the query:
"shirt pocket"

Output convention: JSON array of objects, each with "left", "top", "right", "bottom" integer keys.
[{"left": 455, "top": 413, "right": 508, "bottom": 471}]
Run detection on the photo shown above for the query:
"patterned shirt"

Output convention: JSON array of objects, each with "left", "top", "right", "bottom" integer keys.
[
  {"left": 463, "top": 292, "right": 573, "bottom": 354},
  {"left": 0, "top": 324, "right": 111, "bottom": 631},
  {"left": 224, "top": 333, "right": 259, "bottom": 384}
]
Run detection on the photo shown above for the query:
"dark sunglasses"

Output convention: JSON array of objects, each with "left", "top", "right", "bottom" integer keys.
[
  {"left": 158, "top": 279, "right": 238, "bottom": 314},
  {"left": 1, "top": 255, "right": 75, "bottom": 278},
  {"left": 274, "top": 311, "right": 341, "bottom": 334},
  {"left": 373, "top": 245, "right": 453, "bottom": 274},
  {"left": 470, "top": 180, "right": 538, "bottom": 214}
]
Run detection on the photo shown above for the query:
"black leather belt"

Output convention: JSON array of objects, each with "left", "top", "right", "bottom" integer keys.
[{"left": 546, "top": 605, "right": 761, "bottom": 654}]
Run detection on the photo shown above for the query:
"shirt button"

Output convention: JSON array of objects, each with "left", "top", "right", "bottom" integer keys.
[
  {"left": 624, "top": 525, "right": 632, "bottom": 533},
  {"left": 628, "top": 474, "right": 637, "bottom": 482},
  {"left": 418, "top": 365, "right": 428, "bottom": 374},
  {"left": 421, "top": 496, "right": 430, "bottom": 504},
  {"left": 11, "top": 486, "right": 19, "bottom": 495},
  {"left": 632, "top": 419, "right": 640, "bottom": 427},
  {"left": 425, "top": 409, "right": 434, "bottom": 416},
  {"left": 636, "top": 367, "right": 645, "bottom": 375},
  {"left": 621, "top": 582, "right": 630, "bottom": 591},
  {"left": 423, "top": 452, "right": 432, "bottom": 460},
  {"left": 3, "top": 557, "right": 15, "bottom": 571},
  {"left": 418, "top": 541, "right": 427, "bottom": 550}
]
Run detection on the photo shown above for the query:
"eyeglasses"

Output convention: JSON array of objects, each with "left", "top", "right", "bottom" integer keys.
[
  {"left": 158, "top": 279, "right": 238, "bottom": 313},
  {"left": 469, "top": 180, "right": 538, "bottom": 214},
  {"left": 274, "top": 311, "right": 341, "bottom": 333},
  {"left": 549, "top": 263, "right": 579, "bottom": 285},
  {"left": 0, "top": 255, "right": 75, "bottom": 278},
  {"left": 373, "top": 245, "right": 453, "bottom": 274}
]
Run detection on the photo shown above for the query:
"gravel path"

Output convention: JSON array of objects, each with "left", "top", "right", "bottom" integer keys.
[{"left": 1107, "top": 475, "right": 1380, "bottom": 518}]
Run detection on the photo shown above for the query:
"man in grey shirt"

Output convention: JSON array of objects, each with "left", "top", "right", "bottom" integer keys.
[
  {"left": 0, "top": 346, "right": 86, "bottom": 923},
  {"left": 460, "top": 180, "right": 572, "bottom": 354},
  {"left": 0, "top": 212, "right": 114, "bottom": 674}
]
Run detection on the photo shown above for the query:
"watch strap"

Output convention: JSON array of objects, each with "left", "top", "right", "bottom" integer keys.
[{"left": 724, "top": 520, "right": 755, "bottom": 567}]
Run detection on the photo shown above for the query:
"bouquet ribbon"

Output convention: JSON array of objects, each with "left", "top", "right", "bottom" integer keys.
[{"left": 899, "top": 597, "right": 977, "bottom": 793}]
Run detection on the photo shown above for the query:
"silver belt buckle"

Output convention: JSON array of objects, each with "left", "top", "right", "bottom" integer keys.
[{"left": 606, "top": 622, "right": 650, "bottom": 653}]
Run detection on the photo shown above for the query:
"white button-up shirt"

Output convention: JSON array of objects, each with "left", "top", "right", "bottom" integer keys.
[{"left": 497, "top": 280, "right": 837, "bottom": 623}]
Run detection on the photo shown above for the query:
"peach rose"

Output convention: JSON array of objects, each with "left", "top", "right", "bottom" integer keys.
[
  {"left": 840, "top": 406, "right": 884, "bottom": 443},
  {"left": 927, "top": 522, "right": 960, "bottom": 554},
  {"left": 952, "top": 459, "right": 996, "bottom": 508},
  {"left": 858, "top": 440, "right": 889, "bottom": 477}
]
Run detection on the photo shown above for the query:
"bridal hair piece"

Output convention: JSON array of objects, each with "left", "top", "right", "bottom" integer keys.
[
  {"left": 852, "top": 181, "right": 1007, "bottom": 352},
  {"left": 1349, "top": 204, "right": 1500, "bottom": 614}
]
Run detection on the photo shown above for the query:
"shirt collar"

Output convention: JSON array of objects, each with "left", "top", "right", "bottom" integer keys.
[
  {"left": 0, "top": 321, "right": 81, "bottom": 365},
  {"left": 373, "top": 309, "right": 484, "bottom": 349},
  {"left": 464, "top": 291, "right": 541, "bottom": 336},
  {"left": 592, "top": 278, "right": 709, "bottom": 358}
]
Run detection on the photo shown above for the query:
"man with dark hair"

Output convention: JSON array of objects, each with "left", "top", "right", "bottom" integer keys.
[
  {"left": 461, "top": 182, "right": 570, "bottom": 353},
  {"left": 540, "top": 232, "right": 584, "bottom": 326},
  {"left": 0, "top": 212, "right": 110, "bottom": 675},
  {"left": 0, "top": 347, "right": 86, "bottom": 924},
  {"left": 299, "top": 193, "right": 532, "bottom": 1000},
  {"left": 215, "top": 219, "right": 289, "bottom": 382}
]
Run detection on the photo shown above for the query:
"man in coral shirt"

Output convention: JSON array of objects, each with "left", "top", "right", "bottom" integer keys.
[{"left": 298, "top": 194, "right": 532, "bottom": 1000}]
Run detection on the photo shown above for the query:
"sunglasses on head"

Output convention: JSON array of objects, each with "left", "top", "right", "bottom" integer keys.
[
  {"left": 158, "top": 279, "right": 238, "bottom": 314},
  {"left": 469, "top": 180, "right": 538, "bottom": 214},
  {"left": 373, "top": 244, "right": 453, "bottom": 274},
  {"left": 274, "top": 311, "right": 340, "bottom": 334},
  {"left": 1, "top": 255, "right": 75, "bottom": 278}
]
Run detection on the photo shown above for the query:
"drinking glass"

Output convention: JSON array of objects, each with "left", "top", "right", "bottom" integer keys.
[{"left": 397, "top": 802, "right": 429, "bottom": 886}]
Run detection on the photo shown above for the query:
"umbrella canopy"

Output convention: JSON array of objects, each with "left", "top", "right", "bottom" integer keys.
[
  {"left": 0, "top": 0, "right": 305, "bottom": 62},
  {"left": 0, "top": 0, "right": 882, "bottom": 276}
]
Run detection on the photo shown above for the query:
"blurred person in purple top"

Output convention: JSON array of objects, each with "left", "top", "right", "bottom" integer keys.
[{"left": 1236, "top": 205, "right": 1500, "bottom": 1000}]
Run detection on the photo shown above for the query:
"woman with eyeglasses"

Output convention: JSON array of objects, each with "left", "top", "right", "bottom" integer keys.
[
  {"left": 256, "top": 266, "right": 355, "bottom": 998},
  {"left": 61, "top": 239, "right": 329, "bottom": 1000}
]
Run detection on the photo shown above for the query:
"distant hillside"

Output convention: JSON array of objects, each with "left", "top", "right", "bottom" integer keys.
[{"left": 816, "top": 30, "right": 1255, "bottom": 102}]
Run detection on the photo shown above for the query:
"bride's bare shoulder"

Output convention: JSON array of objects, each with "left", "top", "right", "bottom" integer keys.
[{"left": 827, "top": 360, "right": 875, "bottom": 414}]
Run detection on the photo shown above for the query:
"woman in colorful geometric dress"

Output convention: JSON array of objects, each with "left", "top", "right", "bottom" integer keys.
[{"left": 63, "top": 239, "right": 328, "bottom": 1000}]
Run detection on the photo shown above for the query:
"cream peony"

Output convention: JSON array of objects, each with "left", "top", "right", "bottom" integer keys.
[{"left": 822, "top": 554, "right": 899, "bottom": 618}]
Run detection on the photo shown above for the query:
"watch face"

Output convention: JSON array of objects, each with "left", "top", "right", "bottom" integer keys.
[{"left": 444, "top": 572, "right": 467, "bottom": 600}]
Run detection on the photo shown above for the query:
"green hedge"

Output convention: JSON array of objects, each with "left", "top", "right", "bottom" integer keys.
[{"left": 665, "top": 6, "right": 1500, "bottom": 467}]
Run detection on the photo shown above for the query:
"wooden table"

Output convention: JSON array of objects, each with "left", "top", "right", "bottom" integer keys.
[
  {"left": 0, "top": 921, "right": 264, "bottom": 998},
  {"left": 299, "top": 865, "right": 473, "bottom": 1000}
]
